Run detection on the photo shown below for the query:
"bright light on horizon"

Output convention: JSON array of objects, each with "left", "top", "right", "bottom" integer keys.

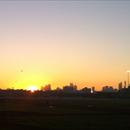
[
  {"left": 27, "top": 85, "right": 38, "bottom": 92},
  {"left": 0, "top": 2, "right": 130, "bottom": 91}
]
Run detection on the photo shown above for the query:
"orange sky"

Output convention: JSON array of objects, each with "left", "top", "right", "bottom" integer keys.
[{"left": 0, "top": 1, "right": 130, "bottom": 90}]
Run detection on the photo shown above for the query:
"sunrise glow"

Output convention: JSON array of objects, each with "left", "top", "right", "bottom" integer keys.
[
  {"left": 0, "top": 1, "right": 130, "bottom": 90},
  {"left": 27, "top": 86, "right": 38, "bottom": 92}
]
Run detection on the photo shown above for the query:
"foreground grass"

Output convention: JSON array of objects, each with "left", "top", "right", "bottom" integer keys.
[{"left": 1, "top": 97, "right": 130, "bottom": 130}]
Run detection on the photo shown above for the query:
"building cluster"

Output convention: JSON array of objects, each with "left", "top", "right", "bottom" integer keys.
[
  {"left": 118, "top": 81, "right": 127, "bottom": 90},
  {"left": 1, "top": 81, "right": 130, "bottom": 95},
  {"left": 101, "top": 81, "right": 130, "bottom": 93},
  {"left": 63, "top": 83, "right": 77, "bottom": 93},
  {"left": 102, "top": 86, "right": 117, "bottom": 93},
  {"left": 40, "top": 83, "right": 95, "bottom": 94},
  {"left": 1, "top": 81, "right": 130, "bottom": 98},
  {"left": 41, "top": 84, "right": 51, "bottom": 91},
  {"left": 39, "top": 81, "right": 130, "bottom": 94}
]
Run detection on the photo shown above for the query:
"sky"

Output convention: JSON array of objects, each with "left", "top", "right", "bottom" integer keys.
[{"left": 0, "top": 1, "right": 130, "bottom": 90}]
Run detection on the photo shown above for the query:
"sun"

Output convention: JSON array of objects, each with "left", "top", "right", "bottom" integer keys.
[{"left": 27, "top": 85, "right": 38, "bottom": 92}]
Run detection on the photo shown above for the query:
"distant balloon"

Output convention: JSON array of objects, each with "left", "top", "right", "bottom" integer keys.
[{"left": 21, "top": 70, "right": 23, "bottom": 72}]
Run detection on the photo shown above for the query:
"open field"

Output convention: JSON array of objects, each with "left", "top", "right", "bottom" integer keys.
[{"left": 1, "top": 97, "right": 130, "bottom": 130}]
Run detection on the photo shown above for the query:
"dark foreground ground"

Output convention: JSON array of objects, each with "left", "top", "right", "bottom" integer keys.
[{"left": 0, "top": 97, "right": 130, "bottom": 130}]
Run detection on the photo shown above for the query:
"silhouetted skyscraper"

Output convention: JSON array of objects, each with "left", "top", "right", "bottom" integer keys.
[
  {"left": 118, "top": 82, "right": 123, "bottom": 90},
  {"left": 124, "top": 81, "right": 127, "bottom": 88},
  {"left": 92, "top": 87, "right": 95, "bottom": 93}
]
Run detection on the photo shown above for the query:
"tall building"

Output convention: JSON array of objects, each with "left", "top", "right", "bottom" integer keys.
[
  {"left": 92, "top": 87, "right": 95, "bottom": 93},
  {"left": 118, "top": 82, "right": 123, "bottom": 90},
  {"left": 124, "top": 81, "right": 127, "bottom": 88}
]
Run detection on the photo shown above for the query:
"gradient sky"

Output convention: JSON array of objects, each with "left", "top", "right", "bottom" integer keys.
[{"left": 0, "top": 1, "right": 130, "bottom": 90}]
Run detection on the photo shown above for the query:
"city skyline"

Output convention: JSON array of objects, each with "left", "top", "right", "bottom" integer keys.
[{"left": 0, "top": 1, "right": 130, "bottom": 90}]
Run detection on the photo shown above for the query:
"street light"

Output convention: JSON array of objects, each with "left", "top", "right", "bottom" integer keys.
[{"left": 127, "top": 70, "right": 130, "bottom": 87}]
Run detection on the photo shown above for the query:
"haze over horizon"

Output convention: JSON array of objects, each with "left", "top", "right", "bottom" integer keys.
[{"left": 0, "top": 1, "right": 130, "bottom": 90}]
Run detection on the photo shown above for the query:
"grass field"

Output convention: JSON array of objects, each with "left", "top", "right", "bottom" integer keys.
[{"left": 1, "top": 97, "right": 130, "bottom": 130}]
